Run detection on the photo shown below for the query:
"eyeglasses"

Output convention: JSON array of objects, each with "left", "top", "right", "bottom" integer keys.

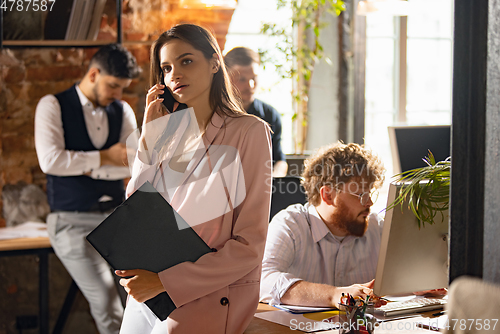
[{"left": 337, "top": 188, "right": 379, "bottom": 206}]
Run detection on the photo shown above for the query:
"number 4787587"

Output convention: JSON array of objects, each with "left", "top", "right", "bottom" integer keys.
[
  {"left": 445, "top": 319, "right": 498, "bottom": 331},
  {"left": 0, "top": 0, "right": 56, "bottom": 12}
]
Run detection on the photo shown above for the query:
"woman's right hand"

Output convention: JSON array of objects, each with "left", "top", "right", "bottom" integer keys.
[
  {"left": 143, "top": 84, "right": 166, "bottom": 127},
  {"left": 140, "top": 84, "right": 166, "bottom": 150}
]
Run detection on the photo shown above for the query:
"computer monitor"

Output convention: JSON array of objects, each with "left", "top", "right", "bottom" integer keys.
[
  {"left": 388, "top": 125, "right": 451, "bottom": 174},
  {"left": 373, "top": 182, "right": 449, "bottom": 296}
]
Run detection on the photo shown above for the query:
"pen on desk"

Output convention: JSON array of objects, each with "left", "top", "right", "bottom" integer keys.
[
  {"left": 417, "top": 323, "right": 441, "bottom": 332},
  {"left": 363, "top": 295, "right": 369, "bottom": 313},
  {"left": 432, "top": 311, "right": 445, "bottom": 316}
]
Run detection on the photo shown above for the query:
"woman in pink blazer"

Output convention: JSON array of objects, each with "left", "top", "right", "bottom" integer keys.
[{"left": 116, "top": 24, "right": 272, "bottom": 333}]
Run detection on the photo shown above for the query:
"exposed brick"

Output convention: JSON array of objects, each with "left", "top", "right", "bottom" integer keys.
[
  {"left": 5, "top": 106, "right": 34, "bottom": 120},
  {"left": 4, "top": 100, "right": 35, "bottom": 118},
  {"left": 100, "top": 15, "right": 108, "bottom": 29},
  {"left": 95, "top": 31, "right": 117, "bottom": 42},
  {"left": 125, "top": 32, "right": 148, "bottom": 41},
  {"left": 122, "top": 15, "right": 133, "bottom": 31},
  {"left": 1, "top": 117, "right": 35, "bottom": 136},
  {"left": 84, "top": 48, "right": 101, "bottom": 62},
  {"left": 0, "top": 88, "right": 8, "bottom": 114},
  {"left": 27, "top": 81, "right": 75, "bottom": 101},
  {"left": 12, "top": 49, "right": 57, "bottom": 67},
  {"left": 3, "top": 167, "right": 33, "bottom": 184},
  {"left": 122, "top": 95, "right": 140, "bottom": 111},
  {"left": 162, "top": 17, "right": 177, "bottom": 31},
  {"left": 2, "top": 134, "right": 34, "bottom": 153},
  {"left": 217, "top": 37, "right": 227, "bottom": 51},
  {"left": 109, "top": 17, "right": 118, "bottom": 30},
  {"left": 208, "top": 21, "right": 231, "bottom": 35},
  {"left": 55, "top": 49, "right": 85, "bottom": 66},
  {"left": 0, "top": 171, "right": 5, "bottom": 190},
  {"left": 26, "top": 66, "right": 85, "bottom": 82},
  {"left": 129, "top": 45, "right": 151, "bottom": 66},
  {"left": 216, "top": 9, "right": 235, "bottom": 22},
  {"left": 5, "top": 83, "right": 30, "bottom": 106},
  {"left": 0, "top": 49, "right": 21, "bottom": 67},
  {"left": 26, "top": 101, "right": 42, "bottom": 113},
  {"left": 1, "top": 151, "right": 39, "bottom": 169},
  {"left": 7, "top": 284, "right": 18, "bottom": 294},
  {"left": 4, "top": 66, "right": 26, "bottom": 84},
  {"left": 125, "top": 77, "right": 148, "bottom": 95}
]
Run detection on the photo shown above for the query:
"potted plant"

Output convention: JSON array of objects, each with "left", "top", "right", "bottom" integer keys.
[{"left": 386, "top": 151, "right": 451, "bottom": 228}]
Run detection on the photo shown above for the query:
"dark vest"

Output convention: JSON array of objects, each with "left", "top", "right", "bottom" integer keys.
[{"left": 46, "top": 85, "right": 125, "bottom": 212}]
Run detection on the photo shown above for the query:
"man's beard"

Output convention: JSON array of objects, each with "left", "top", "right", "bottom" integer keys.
[
  {"left": 331, "top": 200, "right": 369, "bottom": 237},
  {"left": 93, "top": 85, "right": 110, "bottom": 108}
]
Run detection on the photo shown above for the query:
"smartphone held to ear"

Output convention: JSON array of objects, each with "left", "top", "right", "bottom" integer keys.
[{"left": 160, "top": 88, "right": 187, "bottom": 113}]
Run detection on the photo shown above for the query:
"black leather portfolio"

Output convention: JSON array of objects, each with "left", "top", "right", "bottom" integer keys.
[{"left": 86, "top": 181, "right": 212, "bottom": 321}]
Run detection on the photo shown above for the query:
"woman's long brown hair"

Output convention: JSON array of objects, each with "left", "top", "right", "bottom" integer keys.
[{"left": 150, "top": 24, "right": 245, "bottom": 118}]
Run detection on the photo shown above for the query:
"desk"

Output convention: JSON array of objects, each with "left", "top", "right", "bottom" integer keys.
[
  {"left": 0, "top": 237, "right": 52, "bottom": 334},
  {"left": 246, "top": 303, "right": 437, "bottom": 333},
  {"left": 0, "top": 236, "right": 78, "bottom": 334}
]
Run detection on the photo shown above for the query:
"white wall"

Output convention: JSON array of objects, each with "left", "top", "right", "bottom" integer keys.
[{"left": 306, "top": 13, "right": 340, "bottom": 152}]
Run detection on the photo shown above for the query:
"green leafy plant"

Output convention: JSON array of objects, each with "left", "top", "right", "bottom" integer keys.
[
  {"left": 260, "top": 0, "right": 345, "bottom": 154},
  {"left": 386, "top": 151, "right": 451, "bottom": 228}
]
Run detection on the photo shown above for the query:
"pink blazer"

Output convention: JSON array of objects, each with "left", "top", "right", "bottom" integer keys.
[{"left": 126, "top": 111, "right": 272, "bottom": 333}]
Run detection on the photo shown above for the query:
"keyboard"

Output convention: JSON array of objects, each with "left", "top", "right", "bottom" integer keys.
[{"left": 374, "top": 297, "right": 447, "bottom": 317}]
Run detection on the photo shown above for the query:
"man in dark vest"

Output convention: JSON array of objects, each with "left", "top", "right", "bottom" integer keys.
[
  {"left": 35, "top": 44, "right": 141, "bottom": 334},
  {"left": 225, "top": 46, "right": 288, "bottom": 177}
]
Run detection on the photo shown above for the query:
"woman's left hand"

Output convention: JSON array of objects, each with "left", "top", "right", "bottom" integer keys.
[{"left": 115, "top": 269, "right": 165, "bottom": 303}]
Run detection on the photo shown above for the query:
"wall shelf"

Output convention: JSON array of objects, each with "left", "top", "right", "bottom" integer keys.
[
  {"left": 0, "top": 0, "right": 122, "bottom": 48},
  {"left": 2, "top": 40, "right": 118, "bottom": 48}
]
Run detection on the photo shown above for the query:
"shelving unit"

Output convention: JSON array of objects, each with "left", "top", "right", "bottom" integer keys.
[{"left": 0, "top": 0, "right": 122, "bottom": 48}]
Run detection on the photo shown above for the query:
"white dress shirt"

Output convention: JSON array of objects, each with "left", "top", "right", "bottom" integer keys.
[
  {"left": 260, "top": 203, "right": 383, "bottom": 305},
  {"left": 35, "top": 85, "right": 138, "bottom": 180}
]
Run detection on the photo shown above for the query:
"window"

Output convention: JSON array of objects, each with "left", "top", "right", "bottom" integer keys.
[
  {"left": 223, "top": 0, "right": 293, "bottom": 154},
  {"left": 364, "top": 0, "right": 454, "bottom": 212}
]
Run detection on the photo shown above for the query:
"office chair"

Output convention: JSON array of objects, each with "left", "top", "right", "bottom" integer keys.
[{"left": 270, "top": 176, "right": 307, "bottom": 221}]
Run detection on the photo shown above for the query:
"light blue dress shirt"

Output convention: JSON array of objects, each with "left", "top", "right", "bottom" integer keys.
[{"left": 260, "top": 203, "right": 383, "bottom": 305}]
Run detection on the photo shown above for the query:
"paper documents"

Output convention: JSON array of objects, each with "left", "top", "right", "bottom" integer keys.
[
  {"left": 255, "top": 310, "right": 341, "bottom": 332},
  {"left": 272, "top": 304, "right": 337, "bottom": 314},
  {"left": 0, "top": 222, "right": 48, "bottom": 240}
]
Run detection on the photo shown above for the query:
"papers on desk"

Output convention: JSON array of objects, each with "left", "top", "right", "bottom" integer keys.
[
  {"left": 272, "top": 304, "right": 337, "bottom": 314},
  {"left": 257, "top": 304, "right": 423, "bottom": 332},
  {"left": 416, "top": 315, "right": 449, "bottom": 331},
  {"left": 0, "top": 222, "right": 48, "bottom": 240}
]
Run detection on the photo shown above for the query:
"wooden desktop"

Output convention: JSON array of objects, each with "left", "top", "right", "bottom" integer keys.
[
  {"left": 0, "top": 236, "right": 51, "bottom": 251},
  {"left": 1, "top": 237, "right": 438, "bottom": 334},
  {"left": 246, "top": 303, "right": 439, "bottom": 333},
  {"left": 0, "top": 236, "right": 53, "bottom": 333}
]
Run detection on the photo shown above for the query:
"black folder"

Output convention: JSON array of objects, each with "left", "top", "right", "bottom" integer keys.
[{"left": 86, "top": 181, "right": 212, "bottom": 321}]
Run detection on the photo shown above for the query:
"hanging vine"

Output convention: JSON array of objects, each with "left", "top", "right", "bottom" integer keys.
[{"left": 261, "top": 0, "right": 345, "bottom": 154}]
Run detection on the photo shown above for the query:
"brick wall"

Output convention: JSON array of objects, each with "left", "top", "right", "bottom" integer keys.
[
  {"left": 0, "top": 2, "right": 235, "bottom": 227},
  {"left": 0, "top": 1, "right": 235, "bottom": 331}
]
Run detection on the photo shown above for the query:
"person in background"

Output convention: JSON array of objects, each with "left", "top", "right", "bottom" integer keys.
[
  {"left": 260, "top": 142, "right": 387, "bottom": 307},
  {"left": 35, "top": 44, "right": 141, "bottom": 334},
  {"left": 225, "top": 47, "right": 288, "bottom": 177}
]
